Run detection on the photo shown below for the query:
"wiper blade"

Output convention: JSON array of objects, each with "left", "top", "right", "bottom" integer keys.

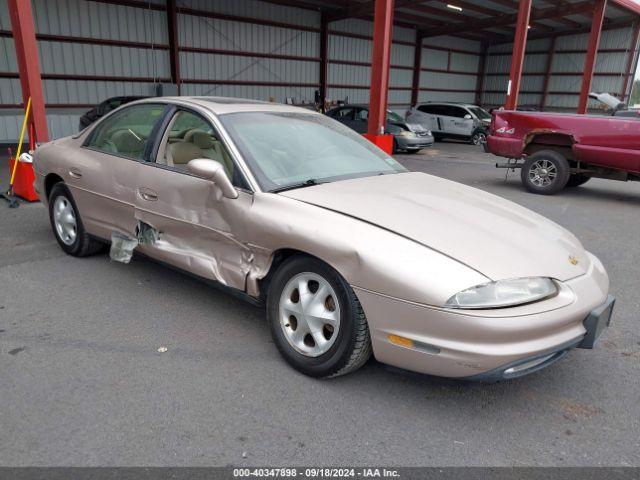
[{"left": 271, "top": 178, "right": 322, "bottom": 193}]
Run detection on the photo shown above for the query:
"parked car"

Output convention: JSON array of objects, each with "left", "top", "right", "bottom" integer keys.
[
  {"left": 326, "top": 105, "right": 433, "bottom": 153},
  {"left": 79, "top": 96, "right": 148, "bottom": 130},
  {"left": 35, "top": 96, "right": 613, "bottom": 380},
  {"left": 486, "top": 106, "right": 640, "bottom": 195},
  {"left": 406, "top": 102, "right": 491, "bottom": 145}
]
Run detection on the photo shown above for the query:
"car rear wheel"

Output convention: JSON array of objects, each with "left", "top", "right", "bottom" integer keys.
[
  {"left": 267, "top": 255, "right": 371, "bottom": 378},
  {"left": 566, "top": 174, "right": 591, "bottom": 187},
  {"left": 521, "top": 150, "right": 570, "bottom": 195},
  {"left": 48, "top": 182, "right": 104, "bottom": 256}
]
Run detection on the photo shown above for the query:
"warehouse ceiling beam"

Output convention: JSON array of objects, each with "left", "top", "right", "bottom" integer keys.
[
  {"left": 504, "top": 0, "right": 532, "bottom": 110},
  {"left": 578, "top": 0, "right": 607, "bottom": 113},
  {"left": 8, "top": 0, "right": 48, "bottom": 143},
  {"left": 422, "top": 0, "right": 596, "bottom": 37}
]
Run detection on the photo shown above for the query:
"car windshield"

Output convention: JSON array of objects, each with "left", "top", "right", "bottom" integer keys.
[
  {"left": 469, "top": 107, "right": 491, "bottom": 120},
  {"left": 219, "top": 112, "right": 407, "bottom": 192},
  {"left": 386, "top": 110, "right": 404, "bottom": 123}
]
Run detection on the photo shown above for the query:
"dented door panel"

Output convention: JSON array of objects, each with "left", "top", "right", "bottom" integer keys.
[{"left": 133, "top": 164, "right": 254, "bottom": 290}]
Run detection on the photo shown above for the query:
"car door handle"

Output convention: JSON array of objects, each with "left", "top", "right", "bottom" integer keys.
[
  {"left": 137, "top": 187, "right": 158, "bottom": 202},
  {"left": 69, "top": 168, "right": 82, "bottom": 179}
]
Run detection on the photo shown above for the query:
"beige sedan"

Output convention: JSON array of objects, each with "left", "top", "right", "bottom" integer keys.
[{"left": 34, "top": 97, "right": 614, "bottom": 380}]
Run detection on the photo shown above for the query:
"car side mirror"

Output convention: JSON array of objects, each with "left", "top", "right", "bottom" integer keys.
[
  {"left": 187, "top": 159, "right": 238, "bottom": 199},
  {"left": 464, "top": 114, "right": 472, "bottom": 120}
]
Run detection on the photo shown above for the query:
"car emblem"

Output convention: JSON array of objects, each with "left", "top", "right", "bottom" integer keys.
[{"left": 569, "top": 255, "right": 579, "bottom": 265}]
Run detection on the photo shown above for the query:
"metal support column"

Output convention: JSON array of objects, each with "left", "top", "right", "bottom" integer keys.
[
  {"left": 167, "top": 0, "right": 181, "bottom": 94},
  {"left": 504, "top": 0, "right": 532, "bottom": 110},
  {"left": 8, "top": 0, "right": 48, "bottom": 143},
  {"left": 577, "top": 0, "right": 607, "bottom": 114},
  {"left": 366, "top": 0, "right": 395, "bottom": 154},
  {"left": 475, "top": 43, "right": 487, "bottom": 107},
  {"left": 319, "top": 14, "right": 329, "bottom": 112},
  {"left": 620, "top": 21, "right": 640, "bottom": 102},
  {"left": 410, "top": 31, "right": 422, "bottom": 107},
  {"left": 540, "top": 36, "right": 557, "bottom": 111}
]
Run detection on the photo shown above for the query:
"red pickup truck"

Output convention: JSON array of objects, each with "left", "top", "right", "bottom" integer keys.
[{"left": 486, "top": 96, "right": 640, "bottom": 195}]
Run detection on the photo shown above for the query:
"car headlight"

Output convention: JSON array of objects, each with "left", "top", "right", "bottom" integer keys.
[
  {"left": 398, "top": 130, "right": 417, "bottom": 137},
  {"left": 444, "top": 277, "right": 557, "bottom": 309}
]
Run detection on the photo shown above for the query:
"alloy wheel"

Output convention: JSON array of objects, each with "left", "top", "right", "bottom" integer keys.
[
  {"left": 529, "top": 159, "right": 558, "bottom": 187},
  {"left": 278, "top": 272, "right": 341, "bottom": 357},
  {"left": 53, "top": 195, "right": 77, "bottom": 245}
]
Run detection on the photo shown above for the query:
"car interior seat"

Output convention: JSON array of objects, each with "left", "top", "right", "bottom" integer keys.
[
  {"left": 184, "top": 130, "right": 234, "bottom": 178},
  {"left": 167, "top": 141, "right": 204, "bottom": 172},
  {"left": 110, "top": 129, "right": 145, "bottom": 157}
]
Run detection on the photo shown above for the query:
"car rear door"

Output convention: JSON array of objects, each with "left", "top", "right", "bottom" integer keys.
[
  {"left": 132, "top": 106, "right": 255, "bottom": 290},
  {"left": 417, "top": 105, "right": 440, "bottom": 133},
  {"left": 74, "top": 102, "right": 167, "bottom": 240}
]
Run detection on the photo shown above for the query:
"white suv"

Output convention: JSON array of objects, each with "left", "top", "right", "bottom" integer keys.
[{"left": 406, "top": 103, "right": 491, "bottom": 145}]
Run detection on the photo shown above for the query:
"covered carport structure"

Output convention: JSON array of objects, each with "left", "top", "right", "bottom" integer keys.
[{"left": 4, "top": 0, "right": 640, "bottom": 150}]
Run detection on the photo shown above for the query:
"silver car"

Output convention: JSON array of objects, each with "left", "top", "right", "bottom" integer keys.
[{"left": 406, "top": 102, "right": 491, "bottom": 145}]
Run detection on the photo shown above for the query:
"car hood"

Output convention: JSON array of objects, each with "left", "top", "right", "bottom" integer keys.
[{"left": 281, "top": 172, "right": 589, "bottom": 282}]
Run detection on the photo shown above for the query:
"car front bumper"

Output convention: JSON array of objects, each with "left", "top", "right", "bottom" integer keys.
[
  {"left": 396, "top": 134, "right": 434, "bottom": 150},
  {"left": 354, "top": 252, "right": 611, "bottom": 380}
]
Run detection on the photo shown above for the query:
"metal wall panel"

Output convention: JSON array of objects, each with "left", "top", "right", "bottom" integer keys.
[
  {"left": 178, "top": 13, "right": 319, "bottom": 56},
  {"left": 418, "top": 90, "right": 475, "bottom": 103},
  {"left": 180, "top": 0, "right": 319, "bottom": 28},
  {"left": 181, "top": 51, "right": 318, "bottom": 84},
  {"left": 181, "top": 83, "right": 316, "bottom": 104},
  {"left": 423, "top": 36, "right": 481, "bottom": 53},
  {"left": 330, "top": 18, "right": 416, "bottom": 43},
  {"left": 32, "top": 0, "right": 167, "bottom": 44},
  {"left": 481, "top": 26, "right": 635, "bottom": 110}
]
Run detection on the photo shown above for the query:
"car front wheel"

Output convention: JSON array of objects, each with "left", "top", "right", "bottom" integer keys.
[
  {"left": 521, "top": 150, "right": 570, "bottom": 195},
  {"left": 471, "top": 130, "right": 487, "bottom": 145},
  {"left": 267, "top": 255, "right": 371, "bottom": 378},
  {"left": 48, "top": 182, "right": 104, "bottom": 256}
]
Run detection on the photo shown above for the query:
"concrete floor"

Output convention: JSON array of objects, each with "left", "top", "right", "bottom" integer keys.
[{"left": 1, "top": 141, "right": 639, "bottom": 466}]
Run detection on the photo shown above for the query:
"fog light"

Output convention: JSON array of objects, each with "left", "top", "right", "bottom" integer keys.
[
  {"left": 388, "top": 334, "right": 413, "bottom": 348},
  {"left": 504, "top": 353, "right": 556, "bottom": 375}
]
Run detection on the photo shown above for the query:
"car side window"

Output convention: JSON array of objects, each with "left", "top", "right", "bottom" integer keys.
[
  {"left": 156, "top": 110, "right": 248, "bottom": 189},
  {"left": 356, "top": 108, "right": 368, "bottom": 121},
  {"left": 86, "top": 103, "right": 165, "bottom": 160},
  {"left": 332, "top": 107, "right": 355, "bottom": 120},
  {"left": 448, "top": 106, "right": 467, "bottom": 118},
  {"left": 418, "top": 105, "right": 434, "bottom": 114}
]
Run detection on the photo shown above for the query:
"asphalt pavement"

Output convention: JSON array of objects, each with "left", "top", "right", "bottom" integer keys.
[{"left": 1, "top": 141, "right": 638, "bottom": 466}]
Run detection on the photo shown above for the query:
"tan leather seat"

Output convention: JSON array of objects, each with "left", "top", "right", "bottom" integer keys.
[
  {"left": 111, "top": 129, "right": 145, "bottom": 156},
  {"left": 184, "top": 130, "right": 234, "bottom": 177},
  {"left": 168, "top": 141, "right": 203, "bottom": 170}
]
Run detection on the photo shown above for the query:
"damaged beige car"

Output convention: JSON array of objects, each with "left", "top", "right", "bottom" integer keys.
[{"left": 35, "top": 97, "right": 614, "bottom": 380}]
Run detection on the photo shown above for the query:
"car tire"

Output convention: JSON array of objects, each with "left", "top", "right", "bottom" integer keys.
[
  {"left": 470, "top": 130, "right": 487, "bottom": 145},
  {"left": 392, "top": 139, "right": 399, "bottom": 154},
  {"left": 267, "top": 255, "right": 372, "bottom": 378},
  {"left": 521, "top": 150, "right": 571, "bottom": 195},
  {"left": 405, "top": 149, "right": 420, "bottom": 154},
  {"left": 49, "top": 182, "right": 104, "bottom": 257},
  {"left": 566, "top": 174, "right": 591, "bottom": 188}
]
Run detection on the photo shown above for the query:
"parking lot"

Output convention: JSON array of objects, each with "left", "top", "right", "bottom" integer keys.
[{"left": 1, "top": 141, "right": 638, "bottom": 467}]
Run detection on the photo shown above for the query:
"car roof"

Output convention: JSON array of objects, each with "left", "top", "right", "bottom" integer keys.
[{"left": 130, "top": 96, "right": 318, "bottom": 116}]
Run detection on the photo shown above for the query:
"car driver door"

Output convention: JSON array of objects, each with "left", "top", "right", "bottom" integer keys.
[{"left": 133, "top": 107, "right": 255, "bottom": 291}]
